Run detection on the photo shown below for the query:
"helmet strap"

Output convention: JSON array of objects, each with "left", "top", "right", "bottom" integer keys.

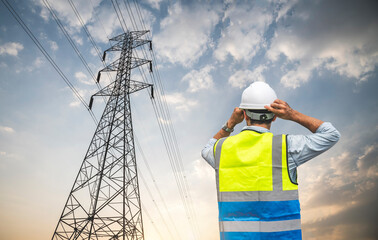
[{"left": 245, "top": 111, "right": 275, "bottom": 121}]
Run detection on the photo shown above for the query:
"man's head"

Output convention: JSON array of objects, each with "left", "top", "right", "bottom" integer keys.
[{"left": 239, "top": 81, "right": 277, "bottom": 128}]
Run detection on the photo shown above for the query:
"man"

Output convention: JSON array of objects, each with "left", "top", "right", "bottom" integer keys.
[{"left": 201, "top": 81, "right": 340, "bottom": 239}]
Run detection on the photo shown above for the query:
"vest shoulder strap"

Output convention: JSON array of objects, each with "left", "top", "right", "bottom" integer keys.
[{"left": 214, "top": 137, "right": 227, "bottom": 170}]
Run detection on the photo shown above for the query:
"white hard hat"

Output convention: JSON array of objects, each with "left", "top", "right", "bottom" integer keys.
[{"left": 239, "top": 81, "right": 277, "bottom": 110}]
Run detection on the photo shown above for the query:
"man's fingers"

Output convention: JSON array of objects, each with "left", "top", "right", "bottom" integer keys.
[
  {"left": 231, "top": 107, "right": 244, "bottom": 122},
  {"left": 233, "top": 108, "right": 244, "bottom": 118},
  {"left": 264, "top": 105, "right": 273, "bottom": 111},
  {"left": 236, "top": 107, "right": 243, "bottom": 114},
  {"left": 265, "top": 105, "right": 280, "bottom": 114},
  {"left": 270, "top": 102, "right": 283, "bottom": 109},
  {"left": 274, "top": 99, "right": 286, "bottom": 104}
]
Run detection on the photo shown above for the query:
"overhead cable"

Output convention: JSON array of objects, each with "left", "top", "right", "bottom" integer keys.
[
  {"left": 1, "top": 0, "right": 98, "bottom": 124},
  {"left": 119, "top": 1, "right": 201, "bottom": 238},
  {"left": 131, "top": 2, "right": 202, "bottom": 237}
]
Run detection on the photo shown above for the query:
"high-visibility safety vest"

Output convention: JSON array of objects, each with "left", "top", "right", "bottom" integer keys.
[{"left": 214, "top": 130, "right": 302, "bottom": 240}]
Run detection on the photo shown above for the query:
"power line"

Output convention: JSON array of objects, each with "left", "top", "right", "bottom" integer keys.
[
  {"left": 111, "top": 0, "right": 128, "bottom": 33},
  {"left": 64, "top": 0, "right": 117, "bottom": 105},
  {"left": 42, "top": 0, "right": 97, "bottom": 83},
  {"left": 128, "top": 2, "right": 201, "bottom": 238},
  {"left": 87, "top": 0, "right": 111, "bottom": 41},
  {"left": 4, "top": 0, "right": 201, "bottom": 237},
  {"left": 118, "top": 1, "right": 201, "bottom": 238},
  {"left": 42, "top": 1, "right": 180, "bottom": 238},
  {"left": 134, "top": 134, "right": 181, "bottom": 238},
  {"left": 109, "top": 3, "right": 188, "bottom": 237},
  {"left": 131, "top": 3, "right": 202, "bottom": 238},
  {"left": 138, "top": 168, "right": 175, "bottom": 240},
  {"left": 141, "top": 204, "right": 164, "bottom": 240},
  {"left": 116, "top": 1, "right": 195, "bottom": 232},
  {"left": 1, "top": 0, "right": 98, "bottom": 124},
  {"left": 67, "top": 0, "right": 103, "bottom": 61}
]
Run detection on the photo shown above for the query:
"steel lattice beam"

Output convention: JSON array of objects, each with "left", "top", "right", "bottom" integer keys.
[{"left": 52, "top": 31, "right": 152, "bottom": 240}]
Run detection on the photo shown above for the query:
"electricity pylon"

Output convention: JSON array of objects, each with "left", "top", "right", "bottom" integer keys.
[{"left": 52, "top": 30, "right": 153, "bottom": 240}]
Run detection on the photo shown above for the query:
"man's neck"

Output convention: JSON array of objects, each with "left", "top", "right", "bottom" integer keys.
[{"left": 247, "top": 123, "right": 271, "bottom": 130}]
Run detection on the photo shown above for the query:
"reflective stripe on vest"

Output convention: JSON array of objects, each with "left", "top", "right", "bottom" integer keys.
[{"left": 214, "top": 130, "right": 301, "bottom": 240}]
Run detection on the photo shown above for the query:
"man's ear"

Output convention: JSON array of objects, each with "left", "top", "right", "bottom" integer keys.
[
  {"left": 243, "top": 110, "right": 248, "bottom": 121},
  {"left": 272, "top": 115, "right": 277, "bottom": 122},
  {"left": 244, "top": 110, "right": 251, "bottom": 125}
]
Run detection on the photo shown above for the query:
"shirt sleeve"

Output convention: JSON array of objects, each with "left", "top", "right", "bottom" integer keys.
[
  {"left": 201, "top": 138, "right": 218, "bottom": 169},
  {"left": 287, "top": 122, "right": 341, "bottom": 170}
]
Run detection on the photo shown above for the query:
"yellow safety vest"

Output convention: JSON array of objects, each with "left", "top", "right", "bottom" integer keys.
[{"left": 214, "top": 130, "right": 302, "bottom": 240}]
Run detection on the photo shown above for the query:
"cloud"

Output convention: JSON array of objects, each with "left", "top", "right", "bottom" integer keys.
[
  {"left": 34, "top": 57, "right": 43, "bottom": 68},
  {"left": 26, "top": 57, "right": 44, "bottom": 72},
  {"left": 35, "top": 0, "right": 120, "bottom": 45},
  {"left": 72, "top": 35, "right": 83, "bottom": 46},
  {"left": 86, "top": 2, "right": 155, "bottom": 44},
  {"left": 0, "top": 126, "right": 15, "bottom": 133},
  {"left": 69, "top": 101, "right": 81, "bottom": 107},
  {"left": 69, "top": 88, "right": 91, "bottom": 107},
  {"left": 192, "top": 158, "right": 214, "bottom": 181},
  {"left": 267, "top": 0, "right": 378, "bottom": 88},
  {"left": 157, "top": 117, "right": 170, "bottom": 125},
  {"left": 300, "top": 142, "right": 378, "bottom": 240},
  {"left": 35, "top": 0, "right": 154, "bottom": 48},
  {"left": 86, "top": 4, "right": 121, "bottom": 43},
  {"left": 75, "top": 71, "right": 94, "bottom": 85},
  {"left": 0, "top": 42, "right": 24, "bottom": 56},
  {"left": 274, "top": 0, "right": 299, "bottom": 22},
  {"left": 37, "top": 0, "right": 101, "bottom": 30},
  {"left": 279, "top": 59, "right": 320, "bottom": 88},
  {"left": 303, "top": 192, "right": 378, "bottom": 240},
  {"left": 181, "top": 65, "right": 214, "bottom": 93},
  {"left": 154, "top": 2, "right": 220, "bottom": 67},
  {"left": 49, "top": 40, "right": 58, "bottom": 51},
  {"left": 144, "top": 0, "right": 163, "bottom": 10},
  {"left": 164, "top": 93, "right": 198, "bottom": 112},
  {"left": 39, "top": 2, "right": 50, "bottom": 21},
  {"left": 90, "top": 47, "right": 97, "bottom": 57},
  {"left": 214, "top": 2, "right": 273, "bottom": 62},
  {"left": 228, "top": 65, "right": 266, "bottom": 88}
]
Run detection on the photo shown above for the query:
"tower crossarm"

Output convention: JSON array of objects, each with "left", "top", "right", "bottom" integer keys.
[
  {"left": 130, "top": 57, "right": 151, "bottom": 70},
  {"left": 102, "top": 30, "right": 151, "bottom": 61},
  {"left": 89, "top": 80, "right": 153, "bottom": 109},
  {"left": 103, "top": 39, "right": 151, "bottom": 53},
  {"left": 132, "top": 39, "right": 152, "bottom": 50},
  {"left": 99, "top": 59, "right": 120, "bottom": 73},
  {"left": 96, "top": 58, "right": 152, "bottom": 84},
  {"left": 128, "top": 80, "right": 153, "bottom": 95}
]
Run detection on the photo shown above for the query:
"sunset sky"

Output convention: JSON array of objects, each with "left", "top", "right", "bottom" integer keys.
[{"left": 0, "top": 0, "right": 377, "bottom": 239}]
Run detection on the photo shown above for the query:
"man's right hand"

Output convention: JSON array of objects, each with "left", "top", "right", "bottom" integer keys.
[
  {"left": 265, "top": 99, "right": 324, "bottom": 133},
  {"left": 264, "top": 99, "right": 294, "bottom": 120}
]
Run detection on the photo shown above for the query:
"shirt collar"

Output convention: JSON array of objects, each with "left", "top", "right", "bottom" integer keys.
[{"left": 242, "top": 125, "right": 271, "bottom": 133}]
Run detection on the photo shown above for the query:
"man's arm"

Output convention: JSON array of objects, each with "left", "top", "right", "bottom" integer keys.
[
  {"left": 213, "top": 107, "right": 244, "bottom": 140},
  {"left": 265, "top": 99, "right": 340, "bottom": 171},
  {"left": 201, "top": 107, "right": 244, "bottom": 168},
  {"left": 265, "top": 99, "right": 324, "bottom": 133}
]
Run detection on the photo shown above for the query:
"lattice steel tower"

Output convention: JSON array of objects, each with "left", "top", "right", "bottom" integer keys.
[{"left": 52, "top": 30, "right": 153, "bottom": 240}]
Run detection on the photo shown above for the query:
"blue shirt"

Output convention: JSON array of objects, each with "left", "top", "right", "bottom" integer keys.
[{"left": 201, "top": 122, "right": 340, "bottom": 181}]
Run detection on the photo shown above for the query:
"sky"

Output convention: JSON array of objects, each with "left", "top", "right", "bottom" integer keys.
[{"left": 0, "top": 0, "right": 377, "bottom": 239}]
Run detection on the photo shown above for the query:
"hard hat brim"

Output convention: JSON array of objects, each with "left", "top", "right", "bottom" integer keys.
[{"left": 239, "top": 103, "right": 269, "bottom": 110}]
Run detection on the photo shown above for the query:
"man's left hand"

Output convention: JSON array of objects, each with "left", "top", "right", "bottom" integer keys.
[{"left": 228, "top": 107, "right": 244, "bottom": 128}]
